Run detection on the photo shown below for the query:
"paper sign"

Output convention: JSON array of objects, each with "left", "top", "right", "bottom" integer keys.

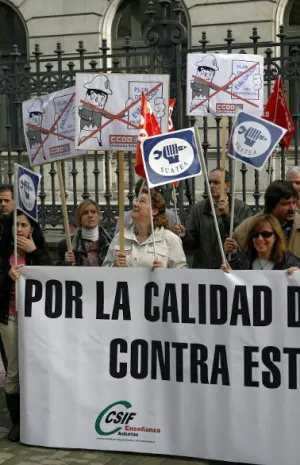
[
  {"left": 141, "top": 128, "right": 202, "bottom": 187},
  {"left": 22, "top": 87, "right": 84, "bottom": 166},
  {"left": 228, "top": 110, "right": 287, "bottom": 170},
  {"left": 75, "top": 73, "right": 169, "bottom": 151},
  {"left": 187, "top": 53, "right": 264, "bottom": 117}
]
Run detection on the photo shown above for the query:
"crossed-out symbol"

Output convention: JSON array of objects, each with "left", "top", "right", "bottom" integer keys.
[
  {"left": 190, "top": 62, "right": 260, "bottom": 113},
  {"left": 77, "top": 82, "right": 163, "bottom": 146},
  {"left": 26, "top": 93, "right": 75, "bottom": 162}
]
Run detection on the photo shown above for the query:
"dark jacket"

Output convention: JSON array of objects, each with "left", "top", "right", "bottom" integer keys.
[
  {"left": 62, "top": 227, "right": 111, "bottom": 266},
  {"left": 0, "top": 247, "right": 52, "bottom": 325},
  {"left": 182, "top": 198, "right": 252, "bottom": 269},
  {"left": 230, "top": 251, "right": 300, "bottom": 270}
]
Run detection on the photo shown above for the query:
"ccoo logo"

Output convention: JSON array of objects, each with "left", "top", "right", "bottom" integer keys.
[
  {"left": 148, "top": 137, "right": 194, "bottom": 176},
  {"left": 19, "top": 174, "right": 36, "bottom": 212},
  {"left": 232, "top": 121, "right": 272, "bottom": 158}
]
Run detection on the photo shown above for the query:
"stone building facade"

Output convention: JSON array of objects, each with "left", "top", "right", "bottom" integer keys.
[{"left": 1, "top": 0, "right": 299, "bottom": 54}]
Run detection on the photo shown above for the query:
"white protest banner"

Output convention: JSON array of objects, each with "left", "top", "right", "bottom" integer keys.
[
  {"left": 228, "top": 110, "right": 287, "bottom": 170},
  {"left": 141, "top": 127, "right": 202, "bottom": 187},
  {"left": 22, "top": 87, "right": 84, "bottom": 166},
  {"left": 75, "top": 73, "right": 170, "bottom": 151},
  {"left": 187, "top": 53, "right": 264, "bottom": 117},
  {"left": 18, "top": 267, "right": 300, "bottom": 465}
]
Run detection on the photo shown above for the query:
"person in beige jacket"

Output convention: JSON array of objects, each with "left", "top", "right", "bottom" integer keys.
[
  {"left": 225, "top": 180, "right": 300, "bottom": 259},
  {"left": 103, "top": 188, "right": 187, "bottom": 269}
]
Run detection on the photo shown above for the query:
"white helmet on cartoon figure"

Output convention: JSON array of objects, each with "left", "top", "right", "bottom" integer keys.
[
  {"left": 84, "top": 74, "right": 113, "bottom": 95},
  {"left": 195, "top": 55, "right": 219, "bottom": 71},
  {"left": 28, "top": 98, "right": 45, "bottom": 114}
]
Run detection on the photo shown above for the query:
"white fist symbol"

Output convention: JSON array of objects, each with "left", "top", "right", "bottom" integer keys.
[
  {"left": 252, "top": 74, "right": 262, "bottom": 91},
  {"left": 153, "top": 97, "right": 166, "bottom": 119}
]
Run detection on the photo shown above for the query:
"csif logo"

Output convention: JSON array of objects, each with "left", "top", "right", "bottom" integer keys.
[
  {"left": 148, "top": 137, "right": 194, "bottom": 176},
  {"left": 95, "top": 400, "right": 137, "bottom": 436}
]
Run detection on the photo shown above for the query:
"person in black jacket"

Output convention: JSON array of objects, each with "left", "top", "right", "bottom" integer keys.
[
  {"left": 174, "top": 168, "right": 252, "bottom": 269},
  {"left": 0, "top": 210, "right": 51, "bottom": 442},
  {"left": 221, "top": 213, "right": 300, "bottom": 273},
  {"left": 0, "top": 184, "right": 15, "bottom": 377}
]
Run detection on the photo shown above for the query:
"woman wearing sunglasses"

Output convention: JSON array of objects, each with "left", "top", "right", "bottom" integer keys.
[{"left": 221, "top": 214, "right": 300, "bottom": 273}]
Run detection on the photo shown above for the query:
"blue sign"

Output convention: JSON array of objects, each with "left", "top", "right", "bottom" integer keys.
[
  {"left": 228, "top": 111, "right": 287, "bottom": 170},
  {"left": 141, "top": 128, "right": 202, "bottom": 187},
  {"left": 15, "top": 164, "right": 41, "bottom": 222}
]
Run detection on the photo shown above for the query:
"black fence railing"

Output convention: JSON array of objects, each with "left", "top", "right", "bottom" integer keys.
[{"left": 0, "top": 1, "right": 299, "bottom": 233}]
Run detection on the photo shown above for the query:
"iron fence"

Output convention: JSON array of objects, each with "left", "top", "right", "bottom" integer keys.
[{"left": 0, "top": 0, "right": 299, "bottom": 234}]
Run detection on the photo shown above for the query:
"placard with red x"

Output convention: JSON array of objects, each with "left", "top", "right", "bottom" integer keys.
[
  {"left": 22, "top": 86, "right": 84, "bottom": 167},
  {"left": 75, "top": 73, "right": 170, "bottom": 152},
  {"left": 186, "top": 53, "right": 264, "bottom": 117}
]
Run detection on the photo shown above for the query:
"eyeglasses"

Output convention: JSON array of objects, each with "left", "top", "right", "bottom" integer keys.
[{"left": 252, "top": 231, "right": 275, "bottom": 239}]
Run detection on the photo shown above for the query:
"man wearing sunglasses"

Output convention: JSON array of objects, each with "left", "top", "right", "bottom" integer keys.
[
  {"left": 173, "top": 168, "right": 252, "bottom": 268},
  {"left": 225, "top": 180, "right": 300, "bottom": 258}
]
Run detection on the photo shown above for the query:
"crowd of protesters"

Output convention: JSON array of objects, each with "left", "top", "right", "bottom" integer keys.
[{"left": 1, "top": 167, "right": 300, "bottom": 442}]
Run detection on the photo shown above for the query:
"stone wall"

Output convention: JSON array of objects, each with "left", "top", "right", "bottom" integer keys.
[{"left": 9, "top": 0, "right": 284, "bottom": 55}]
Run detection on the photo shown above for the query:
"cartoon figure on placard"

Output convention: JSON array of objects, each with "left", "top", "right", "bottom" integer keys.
[
  {"left": 190, "top": 55, "right": 219, "bottom": 112},
  {"left": 78, "top": 75, "right": 112, "bottom": 147},
  {"left": 26, "top": 98, "right": 46, "bottom": 161}
]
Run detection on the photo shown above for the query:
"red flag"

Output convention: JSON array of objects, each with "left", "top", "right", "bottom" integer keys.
[
  {"left": 168, "top": 99, "right": 176, "bottom": 132},
  {"left": 263, "top": 76, "right": 295, "bottom": 149},
  {"left": 135, "top": 92, "right": 161, "bottom": 178},
  {"left": 168, "top": 99, "right": 179, "bottom": 188}
]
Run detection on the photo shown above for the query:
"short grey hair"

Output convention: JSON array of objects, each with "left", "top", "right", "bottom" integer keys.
[{"left": 286, "top": 166, "right": 300, "bottom": 178}]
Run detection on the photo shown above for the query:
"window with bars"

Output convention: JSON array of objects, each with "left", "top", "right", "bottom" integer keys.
[
  {"left": 289, "top": 0, "right": 300, "bottom": 26},
  {"left": 112, "top": 0, "right": 156, "bottom": 48},
  {"left": 0, "top": 2, "right": 27, "bottom": 58}
]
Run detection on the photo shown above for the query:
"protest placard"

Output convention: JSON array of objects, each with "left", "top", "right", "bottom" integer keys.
[
  {"left": 141, "top": 127, "right": 202, "bottom": 188},
  {"left": 15, "top": 163, "right": 41, "bottom": 222},
  {"left": 187, "top": 53, "right": 264, "bottom": 117},
  {"left": 228, "top": 110, "right": 287, "bottom": 170},
  {"left": 75, "top": 73, "right": 169, "bottom": 151},
  {"left": 22, "top": 87, "right": 84, "bottom": 166}
]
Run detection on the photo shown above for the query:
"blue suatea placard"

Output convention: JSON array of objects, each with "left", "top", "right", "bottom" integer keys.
[
  {"left": 141, "top": 128, "right": 202, "bottom": 187},
  {"left": 16, "top": 164, "right": 41, "bottom": 222},
  {"left": 228, "top": 110, "right": 287, "bottom": 170}
]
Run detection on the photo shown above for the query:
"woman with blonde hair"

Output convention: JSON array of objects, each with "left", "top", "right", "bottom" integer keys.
[
  {"left": 64, "top": 199, "right": 111, "bottom": 266},
  {"left": 222, "top": 213, "right": 300, "bottom": 272},
  {"left": 103, "top": 187, "right": 187, "bottom": 269}
]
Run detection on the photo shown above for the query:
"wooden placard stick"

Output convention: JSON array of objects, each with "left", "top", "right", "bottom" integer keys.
[
  {"left": 220, "top": 116, "right": 228, "bottom": 200},
  {"left": 118, "top": 151, "right": 125, "bottom": 253},
  {"left": 56, "top": 160, "right": 72, "bottom": 251}
]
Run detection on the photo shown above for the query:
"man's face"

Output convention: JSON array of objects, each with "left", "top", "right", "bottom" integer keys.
[
  {"left": 196, "top": 67, "right": 214, "bottom": 82},
  {"left": 272, "top": 196, "right": 297, "bottom": 223},
  {"left": 86, "top": 91, "right": 107, "bottom": 109},
  {"left": 208, "top": 170, "right": 230, "bottom": 201},
  {"left": 286, "top": 172, "right": 300, "bottom": 196},
  {"left": 0, "top": 190, "right": 14, "bottom": 216}
]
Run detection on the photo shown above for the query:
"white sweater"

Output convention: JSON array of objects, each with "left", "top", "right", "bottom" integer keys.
[{"left": 103, "top": 226, "right": 187, "bottom": 269}]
